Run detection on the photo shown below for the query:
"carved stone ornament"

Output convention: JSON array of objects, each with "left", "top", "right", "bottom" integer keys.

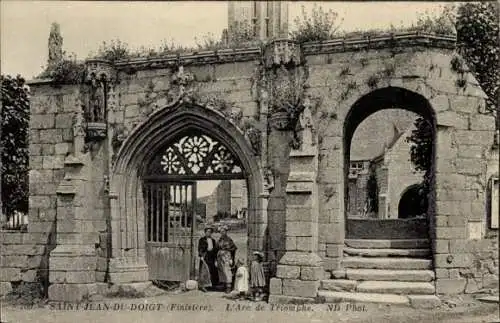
[
  {"left": 269, "top": 111, "right": 291, "bottom": 131},
  {"left": 264, "top": 39, "right": 302, "bottom": 68},
  {"left": 263, "top": 168, "right": 275, "bottom": 191},
  {"left": 245, "top": 126, "right": 262, "bottom": 155},
  {"left": 165, "top": 65, "right": 196, "bottom": 106},
  {"left": 85, "top": 59, "right": 115, "bottom": 83},
  {"left": 72, "top": 103, "right": 86, "bottom": 155}
]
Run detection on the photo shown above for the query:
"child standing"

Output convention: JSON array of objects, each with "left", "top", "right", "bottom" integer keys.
[
  {"left": 233, "top": 259, "right": 249, "bottom": 298},
  {"left": 250, "top": 251, "right": 266, "bottom": 301}
]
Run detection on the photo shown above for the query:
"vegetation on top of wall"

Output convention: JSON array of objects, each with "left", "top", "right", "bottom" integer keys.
[
  {"left": 1, "top": 75, "right": 29, "bottom": 218},
  {"left": 290, "top": 4, "right": 343, "bottom": 43},
  {"left": 36, "top": 53, "right": 86, "bottom": 85}
]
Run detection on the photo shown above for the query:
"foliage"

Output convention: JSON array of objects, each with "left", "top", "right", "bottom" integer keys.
[
  {"left": 290, "top": 4, "right": 342, "bottom": 43},
  {"left": 407, "top": 118, "right": 433, "bottom": 173},
  {"left": 366, "top": 165, "right": 379, "bottom": 214},
  {"left": 407, "top": 2, "right": 499, "bottom": 181},
  {"left": 1, "top": 75, "right": 29, "bottom": 217},
  {"left": 456, "top": 2, "right": 499, "bottom": 124},
  {"left": 94, "top": 39, "right": 131, "bottom": 62},
  {"left": 36, "top": 53, "right": 85, "bottom": 85}
]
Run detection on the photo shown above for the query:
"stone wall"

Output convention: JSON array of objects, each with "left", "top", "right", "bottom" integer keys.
[
  {"left": 385, "top": 127, "right": 425, "bottom": 219},
  {"left": 4, "top": 35, "right": 497, "bottom": 303},
  {"left": 0, "top": 231, "right": 54, "bottom": 296}
]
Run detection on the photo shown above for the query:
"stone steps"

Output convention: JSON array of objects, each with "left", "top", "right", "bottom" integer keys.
[
  {"left": 321, "top": 279, "right": 435, "bottom": 295},
  {"left": 356, "top": 281, "right": 435, "bottom": 295},
  {"left": 317, "top": 291, "right": 441, "bottom": 308},
  {"left": 345, "top": 268, "right": 435, "bottom": 282},
  {"left": 344, "top": 247, "right": 430, "bottom": 257},
  {"left": 342, "top": 257, "right": 432, "bottom": 270},
  {"left": 319, "top": 239, "right": 437, "bottom": 308},
  {"left": 345, "top": 239, "right": 430, "bottom": 249}
]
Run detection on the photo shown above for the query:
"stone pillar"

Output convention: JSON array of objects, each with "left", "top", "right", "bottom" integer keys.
[
  {"left": 261, "top": 40, "right": 323, "bottom": 303},
  {"left": 48, "top": 153, "right": 99, "bottom": 302}
]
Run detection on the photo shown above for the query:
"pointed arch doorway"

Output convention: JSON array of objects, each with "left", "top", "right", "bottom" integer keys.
[
  {"left": 143, "top": 129, "right": 246, "bottom": 281},
  {"left": 109, "top": 103, "right": 264, "bottom": 286}
]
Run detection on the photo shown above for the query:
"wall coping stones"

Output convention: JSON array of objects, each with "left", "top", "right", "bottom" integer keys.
[
  {"left": 24, "top": 33, "right": 455, "bottom": 81},
  {"left": 111, "top": 32, "right": 455, "bottom": 72}
]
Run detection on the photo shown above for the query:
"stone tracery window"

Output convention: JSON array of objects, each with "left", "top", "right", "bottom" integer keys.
[{"left": 147, "top": 131, "right": 244, "bottom": 177}]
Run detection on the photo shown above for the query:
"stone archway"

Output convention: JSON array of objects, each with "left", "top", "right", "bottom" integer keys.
[
  {"left": 343, "top": 87, "right": 436, "bottom": 240},
  {"left": 107, "top": 102, "right": 264, "bottom": 284}
]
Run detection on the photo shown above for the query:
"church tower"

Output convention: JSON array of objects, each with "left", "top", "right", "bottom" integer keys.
[{"left": 227, "top": 1, "right": 289, "bottom": 42}]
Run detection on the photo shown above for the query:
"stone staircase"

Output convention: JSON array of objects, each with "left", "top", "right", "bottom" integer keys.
[{"left": 318, "top": 239, "right": 441, "bottom": 308}]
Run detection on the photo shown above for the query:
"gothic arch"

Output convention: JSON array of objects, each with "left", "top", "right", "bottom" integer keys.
[{"left": 108, "top": 102, "right": 264, "bottom": 269}]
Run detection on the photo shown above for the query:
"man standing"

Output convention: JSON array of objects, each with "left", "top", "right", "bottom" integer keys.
[{"left": 198, "top": 227, "right": 218, "bottom": 291}]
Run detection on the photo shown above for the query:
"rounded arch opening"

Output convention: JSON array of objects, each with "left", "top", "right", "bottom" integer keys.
[
  {"left": 398, "top": 183, "right": 427, "bottom": 219},
  {"left": 343, "top": 87, "right": 436, "bottom": 239}
]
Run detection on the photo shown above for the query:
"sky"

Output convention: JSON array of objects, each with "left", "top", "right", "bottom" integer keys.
[
  {"left": 0, "top": 1, "right": 447, "bottom": 198},
  {"left": 0, "top": 1, "right": 448, "bottom": 79}
]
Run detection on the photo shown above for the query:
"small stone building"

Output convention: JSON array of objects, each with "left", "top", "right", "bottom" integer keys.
[{"left": 1, "top": 34, "right": 498, "bottom": 306}]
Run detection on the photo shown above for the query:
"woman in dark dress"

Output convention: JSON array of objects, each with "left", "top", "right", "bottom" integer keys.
[{"left": 198, "top": 227, "right": 218, "bottom": 291}]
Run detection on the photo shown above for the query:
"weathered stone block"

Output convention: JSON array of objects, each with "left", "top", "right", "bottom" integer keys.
[
  {"left": 29, "top": 196, "right": 53, "bottom": 209},
  {"left": 30, "top": 114, "right": 55, "bottom": 129},
  {"left": 2, "top": 255, "right": 28, "bottom": 267},
  {"left": 435, "top": 216, "right": 448, "bottom": 227},
  {"left": 296, "top": 237, "right": 314, "bottom": 251},
  {"left": 269, "top": 278, "right": 282, "bottom": 295},
  {"left": 50, "top": 256, "right": 96, "bottom": 271},
  {"left": 0, "top": 268, "right": 22, "bottom": 282},
  {"left": 323, "top": 257, "right": 340, "bottom": 271},
  {"left": 454, "top": 130, "right": 493, "bottom": 146},
  {"left": 435, "top": 227, "right": 467, "bottom": 240},
  {"left": 282, "top": 279, "right": 320, "bottom": 298},
  {"left": 326, "top": 244, "right": 342, "bottom": 257},
  {"left": 276, "top": 265, "right": 300, "bottom": 279},
  {"left": 434, "top": 239, "right": 449, "bottom": 254},
  {"left": 55, "top": 142, "right": 71, "bottom": 155},
  {"left": 300, "top": 266, "right": 324, "bottom": 281},
  {"left": 39, "top": 129, "right": 62, "bottom": 143},
  {"left": 436, "top": 111, "right": 468, "bottom": 129},
  {"left": 55, "top": 113, "right": 74, "bottom": 129},
  {"left": 42, "top": 155, "right": 65, "bottom": 169},
  {"left": 447, "top": 215, "right": 467, "bottom": 227},
  {"left": 435, "top": 268, "right": 449, "bottom": 279},
  {"left": 50, "top": 271, "right": 96, "bottom": 284},
  {"left": 285, "top": 236, "right": 297, "bottom": 250},
  {"left": 469, "top": 115, "right": 495, "bottom": 131},
  {"left": 22, "top": 270, "right": 37, "bottom": 282},
  {"left": 435, "top": 278, "right": 466, "bottom": 294},
  {"left": 286, "top": 222, "right": 312, "bottom": 237},
  {"left": 41, "top": 143, "right": 55, "bottom": 155},
  {"left": 455, "top": 158, "right": 486, "bottom": 176},
  {"left": 109, "top": 270, "right": 148, "bottom": 283},
  {"left": 435, "top": 253, "right": 472, "bottom": 268},
  {"left": 409, "top": 295, "right": 441, "bottom": 309},
  {"left": 0, "top": 282, "right": 13, "bottom": 296}
]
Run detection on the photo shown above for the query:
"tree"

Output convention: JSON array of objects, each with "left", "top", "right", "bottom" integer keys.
[
  {"left": 1, "top": 75, "right": 30, "bottom": 218},
  {"left": 408, "top": 2, "right": 499, "bottom": 177},
  {"left": 456, "top": 2, "right": 499, "bottom": 129}
]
